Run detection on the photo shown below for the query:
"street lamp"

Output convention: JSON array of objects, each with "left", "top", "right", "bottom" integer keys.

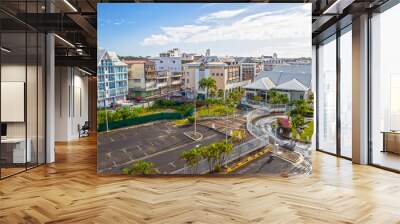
[
  {"left": 194, "top": 88, "right": 197, "bottom": 135},
  {"left": 104, "top": 100, "right": 109, "bottom": 132}
]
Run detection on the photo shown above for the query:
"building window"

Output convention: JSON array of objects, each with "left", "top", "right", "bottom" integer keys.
[
  {"left": 370, "top": 4, "right": 400, "bottom": 171},
  {"left": 317, "top": 35, "right": 337, "bottom": 155},
  {"left": 340, "top": 27, "right": 352, "bottom": 158}
]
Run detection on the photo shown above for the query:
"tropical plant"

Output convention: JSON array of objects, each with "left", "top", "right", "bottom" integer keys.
[
  {"left": 199, "top": 77, "right": 217, "bottom": 99},
  {"left": 180, "top": 148, "right": 202, "bottom": 174},
  {"left": 226, "top": 88, "right": 244, "bottom": 106},
  {"left": 230, "top": 129, "right": 247, "bottom": 144},
  {"left": 289, "top": 99, "right": 313, "bottom": 117},
  {"left": 253, "top": 95, "right": 263, "bottom": 102},
  {"left": 187, "top": 116, "right": 195, "bottom": 124},
  {"left": 199, "top": 145, "right": 218, "bottom": 172},
  {"left": 122, "top": 160, "right": 156, "bottom": 175},
  {"left": 216, "top": 141, "right": 233, "bottom": 167},
  {"left": 217, "top": 89, "right": 224, "bottom": 98},
  {"left": 307, "top": 92, "right": 314, "bottom": 104},
  {"left": 209, "top": 88, "right": 217, "bottom": 98},
  {"left": 291, "top": 114, "right": 306, "bottom": 131},
  {"left": 268, "top": 90, "right": 289, "bottom": 104}
]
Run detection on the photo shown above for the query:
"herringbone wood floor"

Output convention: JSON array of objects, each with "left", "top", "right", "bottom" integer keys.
[{"left": 1, "top": 135, "right": 400, "bottom": 224}]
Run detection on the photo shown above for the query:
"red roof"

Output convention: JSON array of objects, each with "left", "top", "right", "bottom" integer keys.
[{"left": 278, "top": 117, "right": 291, "bottom": 129}]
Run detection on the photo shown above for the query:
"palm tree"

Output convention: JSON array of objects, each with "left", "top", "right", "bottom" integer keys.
[
  {"left": 199, "top": 77, "right": 216, "bottom": 99},
  {"left": 217, "top": 89, "right": 224, "bottom": 98},
  {"left": 217, "top": 141, "right": 233, "bottom": 168},
  {"left": 209, "top": 88, "right": 217, "bottom": 99},
  {"left": 122, "top": 160, "right": 156, "bottom": 175},
  {"left": 180, "top": 148, "right": 202, "bottom": 174},
  {"left": 200, "top": 144, "right": 219, "bottom": 172}
]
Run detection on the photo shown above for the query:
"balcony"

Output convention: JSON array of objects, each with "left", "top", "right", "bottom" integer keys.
[
  {"left": 171, "top": 80, "right": 182, "bottom": 85},
  {"left": 170, "top": 72, "right": 183, "bottom": 77},
  {"left": 157, "top": 82, "right": 168, "bottom": 88},
  {"left": 146, "top": 81, "right": 158, "bottom": 90}
]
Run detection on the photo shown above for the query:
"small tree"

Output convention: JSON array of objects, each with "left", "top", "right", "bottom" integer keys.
[
  {"left": 253, "top": 95, "right": 263, "bottom": 102},
  {"left": 268, "top": 90, "right": 288, "bottom": 104},
  {"left": 216, "top": 141, "right": 233, "bottom": 168},
  {"left": 209, "top": 88, "right": 217, "bottom": 99},
  {"left": 122, "top": 160, "right": 156, "bottom": 175},
  {"left": 291, "top": 114, "right": 305, "bottom": 132},
  {"left": 217, "top": 89, "right": 224, "bottom": 98},
  {"left": 199, "top": 77, "right": 217, "bottom": 99},
  {"left": 180, "top": 148, "right": 202, "bottom": 174},
  {"left": 231, "top": 129, "right": 246, "bottom": 144},
  {"left": 200, "top": 144, "right": 219, "bottom": 172}
]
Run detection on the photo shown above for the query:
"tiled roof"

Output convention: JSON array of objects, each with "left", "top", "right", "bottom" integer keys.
[
  {"left": 243, "top": 77, "right": 276, "bottom": 90},
  {"left": 275, "top": 79, "right": 309, "bottom": 91},
  {"left": 257, "top": 64, "right": 311, "bottom": 88}
]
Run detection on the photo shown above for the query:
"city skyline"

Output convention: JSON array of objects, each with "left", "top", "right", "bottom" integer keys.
[{"left": 98, "top": 3, "right": 312, "bottom": 58}]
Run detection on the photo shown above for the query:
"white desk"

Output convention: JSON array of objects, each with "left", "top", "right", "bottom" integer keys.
[{"left": 1, "top": 138, "right": 31, "bottom": 163}]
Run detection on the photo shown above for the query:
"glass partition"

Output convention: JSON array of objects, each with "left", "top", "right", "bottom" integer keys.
[
  {"left": 317, "top": 35, "right": 337, "bottom": 154},
  {"left": 370, "top": 4, "right": 400, "bottom": 171},
  {"left": 1, "top": 31, "right": 28, "bottom": 177},
  {"left": 0, "top": 2, "right": 46, "bottom": 179},
  {"left": 339, "top": 27, "right": 352, "bottom": 158}
]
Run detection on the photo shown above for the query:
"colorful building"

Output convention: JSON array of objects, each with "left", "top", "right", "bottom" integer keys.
[{"left": 97, "top": 49, "right": 128, "bottom": 107}]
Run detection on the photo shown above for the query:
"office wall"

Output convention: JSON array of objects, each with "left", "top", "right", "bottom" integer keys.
[
  {"left": 55, "top": 67, "right": 89, "bottom": 141},
  {"left": 1, "top": 64, "right": 41, "bottom": 138}
]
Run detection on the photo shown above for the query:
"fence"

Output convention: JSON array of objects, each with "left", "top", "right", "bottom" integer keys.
[
  {"left": 172, "top": 109, "right": 270, "bottom": 174},
  {"left": 171, "top": 137, "right": 269, "bottom": 174},
  {"left": 241, "top": 99, "right": 292, "bottom": 113},
  {"left": 97, "top": 112, "right": 185, "bottom": 132}
]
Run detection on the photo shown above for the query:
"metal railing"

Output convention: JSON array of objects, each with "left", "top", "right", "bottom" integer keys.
[
  {"left": 172, "top": 110, "right": 270, "bottom": 174},
  {"left": 241, "top": 99, "right": 292, "bottom": 113},
  {"left": 172, "top": 136, "right": 269, "bottom": 174}
]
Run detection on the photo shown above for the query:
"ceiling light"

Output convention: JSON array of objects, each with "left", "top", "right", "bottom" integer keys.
[
  {"left": 63, "top": 0, "right": 78, "bottom": 12},
  {"left": 1, "top": 47, "right": 11, "bottom": 53},
  {"left": 54, "top": 34, "right": 75, "bottom": 48}
]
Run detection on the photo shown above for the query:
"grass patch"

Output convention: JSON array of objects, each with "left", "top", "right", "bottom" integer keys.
[
  {"left": 291, "top": 121, "right": 314, "bottom": 143},
  {"left": 197, "top": 104, "right": 236, "bottom": 117}
]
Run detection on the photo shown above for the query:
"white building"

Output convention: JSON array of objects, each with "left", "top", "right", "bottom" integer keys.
[
  {"left": 151, "top": 56, "right": 182, "bottom": 72},
  {"left": 97, "top": 49, "right": 129, "bottom": 108},
  {"left": 243, "top": 77, "right": 310, "bottom": 102}
]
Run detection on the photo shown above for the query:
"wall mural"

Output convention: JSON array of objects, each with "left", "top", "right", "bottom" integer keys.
[{"left": 97, "top": 3, "right": 314, "bottom": 176}]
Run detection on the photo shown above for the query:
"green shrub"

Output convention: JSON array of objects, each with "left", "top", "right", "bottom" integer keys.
[
  {"left": 122, "top": 161, "right": 156, "bottom": 175},
  {"left": 187, "top": 116, "right": 195, "bottom": 123}
]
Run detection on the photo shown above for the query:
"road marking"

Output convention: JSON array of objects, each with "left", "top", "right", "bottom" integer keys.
[{"left": 112, "top": 134, "right": 220, "bottom": 169}]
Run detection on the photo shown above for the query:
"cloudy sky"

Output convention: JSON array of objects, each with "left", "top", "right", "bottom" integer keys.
[{"left": 98, "top": 3, "right": 311, "bottom": 58}]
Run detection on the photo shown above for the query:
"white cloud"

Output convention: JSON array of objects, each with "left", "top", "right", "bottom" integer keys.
[
  {"left": 140, "top": 5, "right": 311, "bottom": 56},
  {"left": 142, "top": 25, "right": 208, "bottom": 46},
  {"left": 197, "top": 9, "right": 247, "bottom": 23}
]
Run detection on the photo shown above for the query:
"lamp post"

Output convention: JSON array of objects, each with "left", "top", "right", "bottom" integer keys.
[
  {"left": 104, "top": 100, "right": 109, "bottom": 132},
  {"left": 224, "top": 90, "right": 228, "bottom": 143},
  {"left": 194, "top": 88, "right": 197, "bottom": 135}
]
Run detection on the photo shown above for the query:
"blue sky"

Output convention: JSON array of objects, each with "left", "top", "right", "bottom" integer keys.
[{"left": 98, "top": 3, "right": 311, "bottom": 58}]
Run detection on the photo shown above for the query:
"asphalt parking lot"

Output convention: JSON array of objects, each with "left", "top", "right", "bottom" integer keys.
[
  {"left": 97, "top": 122, "right": 225, "bottom": 174},
  {"left": 232, "top": 152, "right": 293, "bottom": 175}
]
